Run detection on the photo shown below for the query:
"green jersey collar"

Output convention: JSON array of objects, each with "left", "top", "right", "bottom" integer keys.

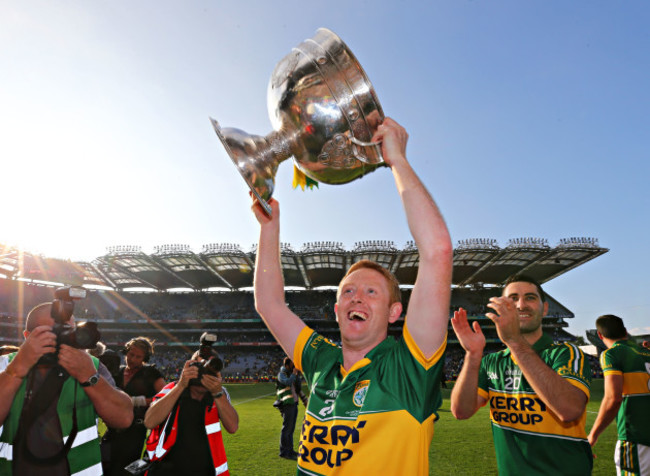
[
  {"left": 611, "top": 339, "right": 631, "bottom": 348},
  {"left": 340, "top": 336, "right": 396, "bottom": 376}
]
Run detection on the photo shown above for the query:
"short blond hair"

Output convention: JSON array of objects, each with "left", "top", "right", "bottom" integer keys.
[{"left": 338, "top": 260, "right": 401, "bottom": 304}]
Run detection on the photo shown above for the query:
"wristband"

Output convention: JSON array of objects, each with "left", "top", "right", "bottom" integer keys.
[
  {"left": 131, "top": 395, "right": 147, "bottom": 407},
  {"left": 213, "top": 391, "right": 224, "bottom": 399},
  {"left": 80, "top": 372, "right": 100, "bottom": 387},
  {"left": 5, "top": 366, "right": 25, "bottom": 380}
]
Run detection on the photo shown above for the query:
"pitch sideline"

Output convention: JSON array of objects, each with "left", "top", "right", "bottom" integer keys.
[{"left": 233, "top": 391, "right": 276, "bottom": 406}]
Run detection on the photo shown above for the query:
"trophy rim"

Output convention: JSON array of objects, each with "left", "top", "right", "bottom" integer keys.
[{"left": 315, "top": 27, "right": 385, "bottom": 129}]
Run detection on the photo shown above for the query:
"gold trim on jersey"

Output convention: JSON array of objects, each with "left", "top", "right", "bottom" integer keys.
[
  {"left": 294, "top": 326, "right": 314, "bottom": 372},
  {"left": 603, "top": 369, "right": 623, "bottom": 375},
  {"left": 564, "top": 342, "right": 585, "bottom": 375},
  {"left": 340, "top": 359, "right": 371, "bottom": 380},
  {"left": 603, "top": 370, "right": 650, "bottom": 395},
  {"left": 510, "top": 342, "right": 587, "bottom": 382},
  {"left": 622, "top": 372, "right": 650, "bottom": 396},
  {"left": 478, "top": 387, "right": 489, "bottom": 402},
  {"left": 566, "top": 376, "right": 591, "bottom": 399},
  {"left": 403, "top": 324, "right": 447, "bottom": 370}
]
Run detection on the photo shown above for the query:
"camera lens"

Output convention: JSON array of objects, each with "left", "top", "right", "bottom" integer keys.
[
  {"left": 204, "top": 356, "right": 223, "bottom": 374},
  {"left": 72, "top": 322, "right": 101, "bottom": 349}
]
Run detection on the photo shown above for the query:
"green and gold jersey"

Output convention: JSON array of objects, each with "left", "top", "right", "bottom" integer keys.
[
  {"left": 293, "top": 325, "right": 446, "bottom": 476},
  {"left": 600, "top": 339, "right": 650, "bottom": 446},
  {"left": 477, "top": 333, "right": 593, "bottom": 476}
]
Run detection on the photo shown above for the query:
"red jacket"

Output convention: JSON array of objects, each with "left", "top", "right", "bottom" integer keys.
[{"left": 145, "top": 382, "right": 229, "bottom": 475}]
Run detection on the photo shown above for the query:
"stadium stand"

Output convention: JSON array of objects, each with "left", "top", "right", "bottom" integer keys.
[{"left": 0, "top": 237, "right": 609, "bottom": 380}]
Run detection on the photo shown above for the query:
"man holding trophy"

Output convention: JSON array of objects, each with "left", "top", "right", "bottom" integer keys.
[
  {"left": 213, "top": 28, "right": 451, "bottom": 475},
  {"left": 251, "top": 117, "right": 453, "bottom": 475}
]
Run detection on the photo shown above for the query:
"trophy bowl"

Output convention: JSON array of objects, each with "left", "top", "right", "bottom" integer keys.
[{"left": 211, "top": 28, "right": 385, "bottom": 215}]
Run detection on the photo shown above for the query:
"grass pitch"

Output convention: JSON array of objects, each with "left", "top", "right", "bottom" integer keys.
[{"left": 222, "top": 380, "right": 617, "bottom": 475}]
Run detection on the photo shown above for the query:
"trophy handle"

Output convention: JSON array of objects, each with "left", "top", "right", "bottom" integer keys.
[
  {"left": 250, "top": 188, "right": 273, "bottom": 216},
  {"left": 349, "top": 137, "right": 384, "bottom": 164}
]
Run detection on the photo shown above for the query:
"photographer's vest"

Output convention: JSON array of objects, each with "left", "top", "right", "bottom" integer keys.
[
  {"left": 276, "top": 368, "right": 297, "bottom": 405},
  {"left": 146, "top": 382, "right": 229, "bottom": 475},
  {"left": 0, "top": 353, "right": 102, "bottom": 476}
]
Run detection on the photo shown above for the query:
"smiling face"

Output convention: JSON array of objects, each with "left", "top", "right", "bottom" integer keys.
[
  {"left": 503, "top": 281, "right": 548, "bottom": 339},
  {"left": 335, "top": 267, "right": 402, "bottom": 353}
]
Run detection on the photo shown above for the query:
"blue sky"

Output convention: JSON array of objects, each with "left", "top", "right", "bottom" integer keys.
[{"left": 1, "top": 1, "right": 648, "bottom": 338}]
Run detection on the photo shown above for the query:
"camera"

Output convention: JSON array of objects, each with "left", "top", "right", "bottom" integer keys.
[
  {"left": 40, "top": 287, "right": 101, "bottom": 364},
  {"left": 38, "top": 286, "right": 100, "bottom": 364},
  {"left": 189, "top": 332, "right": 223, "bottom": 387}
]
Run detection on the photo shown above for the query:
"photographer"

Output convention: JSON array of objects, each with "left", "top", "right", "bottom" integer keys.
[
  {"left": 104, "top": 337, "right": 165, "bottom": 476},
  {"left": 275, "top": 358, "right": 307, "bottom": 460},
  {"left": 143, "top": 346, "right": 238, "bottom": 476},
  {"left": 0, "top": 301, "right": 132, "bottom": 475}
]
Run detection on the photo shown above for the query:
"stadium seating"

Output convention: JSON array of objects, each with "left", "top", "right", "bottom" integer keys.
[{"left": 0, "top": 278, "right": 598, "bottom": 380}]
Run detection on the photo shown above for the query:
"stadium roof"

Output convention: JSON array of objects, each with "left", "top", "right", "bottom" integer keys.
[{"left": 0, "top": 237, "right": 608, "bottom": 292}]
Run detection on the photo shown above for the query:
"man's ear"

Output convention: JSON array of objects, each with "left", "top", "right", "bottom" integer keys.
[
  {"left": 542, "top": 301, "right": 549, "bottom": 317},
  {"left": 388, "top": 302, "right": 402, "bottom": 324},
  {"left": 334, "top": 303, "right": 340, "bottom": 323}
]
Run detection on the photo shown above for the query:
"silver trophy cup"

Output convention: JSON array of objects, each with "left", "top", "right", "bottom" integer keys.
[{"left": 211, "top": 28, "right": 385, "bottom": 215}]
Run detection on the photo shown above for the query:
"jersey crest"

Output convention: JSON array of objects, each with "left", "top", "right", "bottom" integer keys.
[{"left": 353, "top": 380, "right": 370, "bottom": 407}]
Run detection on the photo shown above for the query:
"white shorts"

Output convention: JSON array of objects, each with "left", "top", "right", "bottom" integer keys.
[{"left": 616, "top": 440, "right": 650, "bottom": 476}]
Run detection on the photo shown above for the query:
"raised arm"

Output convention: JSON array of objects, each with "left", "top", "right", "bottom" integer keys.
[
  {"left": 450, "top": 308, "right": 487, "bottom": 419},
  {"left": 373, "top": 118, "right": 453, "bottom": 358},
  {"left": 252, "top": 198, "right": 306, "bottom": 358},
  {"left": 487, "top": 297, "right": 588, "bottom": 422},
  {"left": 202, "top": 373, "right": 239, "bottom": 434},
  {"left": 145, "top": 360, "right": 195, "bottom": 429},
  {"left": 212, "top": 388, "right": 239, "bottom": 434},
  {"left": 0, "top": 326, "right": 57, "bottom": 425}
]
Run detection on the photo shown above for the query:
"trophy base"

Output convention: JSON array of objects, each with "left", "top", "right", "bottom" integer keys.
[{"left": 210, "top": 118, "right": 274, "bottom": 216}]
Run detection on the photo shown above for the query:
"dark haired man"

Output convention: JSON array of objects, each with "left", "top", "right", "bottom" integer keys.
[
  {"left": 451, "top": 275, "right": 593, "bottom": 475},
  {"left": 144, "top": 350, "right": 238, "bottom": 476},
  {"left": 588, "top": 314, "right": 650, "bottom": 475},
  {"left": 252, "top": 117, "right": 452, "bottom": 475},
  {"left": 0, "top": 302, "right": 133, "bottom": 475}
]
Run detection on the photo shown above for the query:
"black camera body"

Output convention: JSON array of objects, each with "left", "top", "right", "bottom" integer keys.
[
  {"left": 189, "top": 332, "right": 223, "bottom": 387},
  {"left": 40, "top": 287, "right": 101, "bottom": 365}
]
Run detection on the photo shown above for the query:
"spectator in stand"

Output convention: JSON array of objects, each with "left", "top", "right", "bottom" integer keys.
[{"left": 103, "top": 337, "right": 166, "bottom": 475}]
